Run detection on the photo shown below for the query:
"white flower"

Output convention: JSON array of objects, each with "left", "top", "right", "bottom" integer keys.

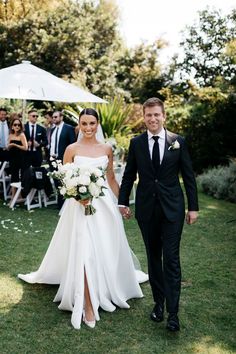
[
  {"left": 52, "top": 161, "right": 58, "bottom": 168},
  {"left": 89, "top": 182, "right": 101, "bottom": 197},
  {"left": 93, "top": 168, "right": 103, "bottom": 177},
  {"left": 96, "top": 177, "right": 105, "bottom": 187},
  {"left": 64, "top": 177, "right": 78, "bottom": 189},
  {"left": 65, "top": 169, "right": 73, "bottom": 179},
  {"left": 79, "top": 166, "right": 92, "bottom": 176},
  {"left": 77, "top": 174, "right": 91, "bottom": 186},
  {"left": 60, "top": 186, "right": 67, "bottom": 195},
  {"left": 168, "top": 140, "right": 180, "bottom": 150},
  {"left": 79, "top": 186, "right": 87, "bottom": 193},
  {"left": 59, "top": 163, "right": 72, "bottom": 173}
]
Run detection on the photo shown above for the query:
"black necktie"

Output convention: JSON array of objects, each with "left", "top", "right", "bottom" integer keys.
[
  {"left": 54, "top": 127, "right": 59, "bottom": 156},
  {"left": 152, "top": 136, "right": 160, "bottom": 174},
  {"left": 30, "top": 125, "right": 35, "bottom": 151}
]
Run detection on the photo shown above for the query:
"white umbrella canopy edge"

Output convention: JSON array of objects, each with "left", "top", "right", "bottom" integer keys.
[{"left": 0, "top": 61, "right": 107, "bottom": 103}]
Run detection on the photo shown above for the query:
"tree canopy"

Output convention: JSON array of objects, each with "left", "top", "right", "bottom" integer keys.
[
  {"left": 178, "top": 8, "right": 236, "bottom": 87},
  {"left": 0, "top": 0, "right": 167, "bottom": 101}
]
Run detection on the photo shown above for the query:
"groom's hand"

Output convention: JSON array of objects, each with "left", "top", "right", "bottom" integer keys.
[
  {"left": 119, "top": 206, "right": 132, "bottom": 219},
  {"left": 186, "top": 211, "right": 198, "bottom": 225}
]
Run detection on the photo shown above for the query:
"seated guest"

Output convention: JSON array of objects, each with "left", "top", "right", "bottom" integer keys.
[{"left": 7, "top": 118, "right": 28, "bottom": 203}]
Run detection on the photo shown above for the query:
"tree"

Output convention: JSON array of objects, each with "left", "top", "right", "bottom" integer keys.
[
  {"left": 0, "top": 0, "right": 123, "bottom": 98},
  {"left": 179, "top": 8, "right": 236, "bottom": 87},
  {"left": 0, "top": 0, "right": 67, "bottom": 22},
  {"left": 116, "top": 40, "right": 167, "bottom": 102}
]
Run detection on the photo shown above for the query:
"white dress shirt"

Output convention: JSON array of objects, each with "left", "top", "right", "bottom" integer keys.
[
  {"left": 147, "top": 127, "right": 166, "bottom": 164},
  {"left": 50, "top": 122, "right": 64, "bottom": 157},
  {"left": 29, "top": 123, "right": 36, "bottom": 151},
  {"left": 0, "top": 121, "right": 9, "bottom": 148}
]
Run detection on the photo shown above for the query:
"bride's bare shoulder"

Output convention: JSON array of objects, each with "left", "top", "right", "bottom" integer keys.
[
  {"left": 100, "top": 142, "right": 112, "bottom": 154},
  {"left": 65, "top": 142, "right": 79, "bottom": 155}
]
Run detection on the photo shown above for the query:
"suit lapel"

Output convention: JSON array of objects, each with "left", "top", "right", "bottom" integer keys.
[
  {"left": 141, "top": 132, "right": 153, "bottom": 169},
  {"left": 25, "top": 122, "right": 30, "bottom": 136},
  {"left": 159, "top": 130, "right": 174, "bottom": 172}
]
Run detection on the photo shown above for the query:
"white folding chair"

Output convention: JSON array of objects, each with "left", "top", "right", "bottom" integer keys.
[
  {"left": 9, "top": 182, "right": 45, "bottom": 210},
  {"left": 9, "top": 182, "right": 23, "bottom": 209},
  {"left": 0, "top": 161, "right": 11, "bottom": 201}
]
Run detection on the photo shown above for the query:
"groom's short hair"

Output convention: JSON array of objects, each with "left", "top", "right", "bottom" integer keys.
[{"left": 143, "top": 97, "right": 165, "bottom": 114}]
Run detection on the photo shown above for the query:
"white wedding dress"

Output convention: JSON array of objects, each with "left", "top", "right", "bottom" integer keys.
[{"left": 18, "top": 155, "right": 148, "bottom": 329}]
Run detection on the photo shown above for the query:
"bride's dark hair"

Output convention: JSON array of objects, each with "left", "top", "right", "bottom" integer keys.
[{"left": 79, "top": 108, "right": 99, "bottom": 121}]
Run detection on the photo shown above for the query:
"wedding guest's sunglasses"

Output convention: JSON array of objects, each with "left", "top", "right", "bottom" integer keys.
[{"left": 13, "top": 123, "right": 21, "bottom": 127}]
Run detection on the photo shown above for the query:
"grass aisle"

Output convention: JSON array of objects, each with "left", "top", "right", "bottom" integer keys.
[{"left": 0, "top": 193, "right": 235, "bottom": 354}]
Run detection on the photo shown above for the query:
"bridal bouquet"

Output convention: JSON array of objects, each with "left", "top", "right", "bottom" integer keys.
[{"left": 49, "top": 158, "right": 107, "bottom": 215}]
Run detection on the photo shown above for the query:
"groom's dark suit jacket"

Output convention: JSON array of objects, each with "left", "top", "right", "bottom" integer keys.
[{"left": 118, "top": 129, "right": 199, "bottom": 222}]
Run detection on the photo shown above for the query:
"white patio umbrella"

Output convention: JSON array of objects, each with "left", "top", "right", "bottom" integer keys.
[{"left": 0, "top": 60, "right": 106, "bottom": 103}]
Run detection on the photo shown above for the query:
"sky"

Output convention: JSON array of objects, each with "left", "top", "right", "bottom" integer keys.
[{"left": 116, "top": 0, "right": 235, "bottom": 64}]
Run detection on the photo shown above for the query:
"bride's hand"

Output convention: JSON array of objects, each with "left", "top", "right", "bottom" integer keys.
[
  {"left": 119, "top": 206, "right": 132, "bottom": 219},
  {"left": 78, "top": 199, "right": 90, "bottom": 206}
]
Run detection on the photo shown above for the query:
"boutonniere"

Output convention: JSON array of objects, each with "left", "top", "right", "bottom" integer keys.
[{"left": 168, "top": 140, "right": 180, "bottom": 150}]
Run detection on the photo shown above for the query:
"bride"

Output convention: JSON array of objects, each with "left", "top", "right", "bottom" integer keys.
[{"left": 18, "top": 108, "right": 148, "bottom": 330}]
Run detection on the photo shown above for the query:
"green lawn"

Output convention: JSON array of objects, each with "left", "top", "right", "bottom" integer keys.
[{"left": 0, "top": 193, "right": 235, "bottom": 354}]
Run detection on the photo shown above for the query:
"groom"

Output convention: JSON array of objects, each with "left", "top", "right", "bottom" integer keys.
[{"left": 118, "top": 97, "right": 198, "bottom": 332}]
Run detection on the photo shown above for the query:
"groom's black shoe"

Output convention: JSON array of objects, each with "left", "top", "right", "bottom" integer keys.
[
  {"left": 166, "top": 313, "right": 180, "bottom": 332},
  {"left": 150, "top": 304, "right": 164, "bottom": 322}
]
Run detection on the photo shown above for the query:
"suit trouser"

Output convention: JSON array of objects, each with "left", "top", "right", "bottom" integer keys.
[{"left": 138, "top": 201, "right": 185, "bottom": 313}]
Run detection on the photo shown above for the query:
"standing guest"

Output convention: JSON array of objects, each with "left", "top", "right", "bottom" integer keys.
[
  {"left": 49, "top": 110, "right": 76, "bottom": 208},
  {"left": 44, "top": 110, "right": 55, "bottom": 145},
  {"left": 0, "top": 108, "right": 10, "bottom": 162},
  {"left": 118, "top": 97, "right": 199, "bottom": 332},
  {"left": 7, "top": 118, "right": 28, "bottom": 202},
  {"left": 24, "top": 110, "right": 47, "bottom": 168},
  {"left": 44, "top": 111, "right": 55, "bottom": 160}
]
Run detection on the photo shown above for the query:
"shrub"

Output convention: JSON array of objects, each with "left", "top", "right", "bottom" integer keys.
[{"left": 197, "top": 160, "right": 236, "bottom": 202}]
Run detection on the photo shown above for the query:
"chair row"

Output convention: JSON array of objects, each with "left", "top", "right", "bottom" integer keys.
[
  {"left": 9, "top": 182, "right": 58, "bottom": 210},
  {"left": 0, "top": 162, "right": 57, "bottom": 210}
]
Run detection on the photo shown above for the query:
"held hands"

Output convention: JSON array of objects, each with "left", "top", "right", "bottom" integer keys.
[
  {"left": 119, "top": 206, "right": 132, "bottom": 219},
  {"left": 186, "top": 211, "right": 198, "bottom": 225}
]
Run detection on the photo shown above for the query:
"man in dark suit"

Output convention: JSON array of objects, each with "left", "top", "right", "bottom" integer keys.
[
  {"left": 24, "top": 110, "right": 48, "bottom": 167},
  {"left": 49, "top": 110, "right": 76, "bottom": 208},
  {"left": 0, "top": 107, "right": 10, "bottom": 162},
  {"left": 118, "top": 97, "right": 199, "bottom": 332}
]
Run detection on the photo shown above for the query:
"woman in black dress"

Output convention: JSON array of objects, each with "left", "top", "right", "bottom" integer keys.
[{"left": 7, "top": 118, "right": 28, "bottom": 202}]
